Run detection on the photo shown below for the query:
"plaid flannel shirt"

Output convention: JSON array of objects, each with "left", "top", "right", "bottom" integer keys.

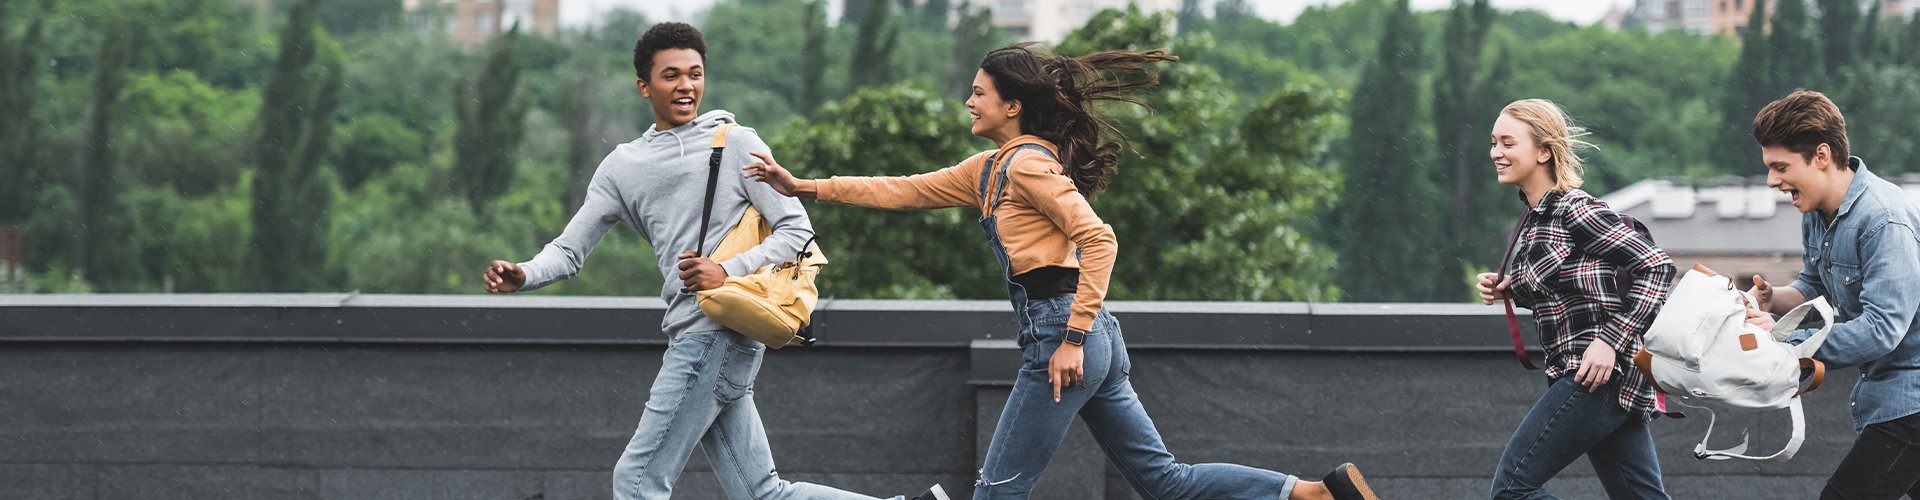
[{"left": 1508, "top": 189, "right": 1677, "bottom": 420}]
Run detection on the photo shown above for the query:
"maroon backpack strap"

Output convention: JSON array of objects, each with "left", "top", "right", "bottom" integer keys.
[{"left": 1496, "top": 210, "right": 1541, "bottom": 370}]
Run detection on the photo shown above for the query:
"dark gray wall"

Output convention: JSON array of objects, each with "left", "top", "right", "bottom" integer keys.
[{"left": 0, "top": 295, "right": 1860, "bottom": 499}]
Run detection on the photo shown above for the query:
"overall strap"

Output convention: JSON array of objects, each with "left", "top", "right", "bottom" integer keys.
[
  {"left": 696, "top": 124, "right": 735, "bottom": 257},
  {"left": 982, "top": 144, "right": 1059, "bottom": 217},
  {"left": 1496, "top": 208, "right": 1541, "bottom": 370}
]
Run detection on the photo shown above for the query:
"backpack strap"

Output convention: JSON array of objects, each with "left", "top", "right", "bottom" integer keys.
[
  {"left": 696, "top": 124, "right": 735, "bottom": 257},
  {"left": 1495, "top": 209, "right": 1541, "bottom": 370},
  {"left": 1673, "top": 395, "right": 1805, "bottom": 463},
  {"left": 979, "top": 144, "right": 1058, "bottom": 216}
]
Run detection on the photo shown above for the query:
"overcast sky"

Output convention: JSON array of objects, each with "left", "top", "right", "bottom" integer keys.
[{"left": 571, "top": 0, "right": 1625, "bottom": 28}]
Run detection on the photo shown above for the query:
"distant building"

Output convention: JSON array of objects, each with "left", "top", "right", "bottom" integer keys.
[
  {"left": 405, "top": 0, "right": 558, "bottom": 43},
  {"left": 1602, "top": 175, "right": 1920, "bottom": 290},
  {"left": 991, "top": 0, "right": 1177, "bottom": 42},
  {"left": 1604, "top": 4, "right": 1631, "bottom": 30},
  {"left": 1633, "top": 0, "right": 1905, "bottom": 37}
]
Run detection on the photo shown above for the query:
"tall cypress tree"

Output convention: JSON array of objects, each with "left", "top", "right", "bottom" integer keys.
[
  {"left": 0, "top": 0, "right": 51, "bottom": 223},
  {"left": 848, "top": 0, "right": 899, "bottom": 90},
  {"left": 452, "top": 24, "right": 530, "bottom": 210},
  {"left": 1714, "top": 0, "right": 1771, "bottom": 173},
  {"left": 1817, "top": 0, "right": 1860, "bottom": 77},
  {"left": 72, "top": 9, "right": 132, "bottom": 278},
  {"left": 1431, "top": 0, "right": 1494, "bottom": 287},
  {"left": 250, "top": 0, "right": 339, "bottom": 292},
  {"left": 1772, "top": 0, "right": 1819, "bottom": 93},
  {"left": 799, "top": 0, "right": 829, "bottom": 114},
  {"left": 1859, "top": 1, "right": 1882, "bottom": 63},
  {"left": 1176, "top": 0, "right": 1202, "bottom": 34},
  {"left": 1905, "top": 11, "right": 1920, "bottom": 66},
  {"left": 949, "top": 1, "right": 995, "bottom": 98},
  {"left": 1332, "top": 0, "right": 1440, "bottom": 302}
]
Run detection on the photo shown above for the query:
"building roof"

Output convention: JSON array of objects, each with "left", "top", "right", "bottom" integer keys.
[{"left": 1602, "top": 174, "right": 1920, "bottom": 257}]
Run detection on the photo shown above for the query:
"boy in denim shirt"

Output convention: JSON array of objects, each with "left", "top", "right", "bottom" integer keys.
[{"left": 1745, "top": 90, "right": 1920, "bottom": 499}]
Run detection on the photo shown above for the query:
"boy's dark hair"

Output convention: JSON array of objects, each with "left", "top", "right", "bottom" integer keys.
[
  {"left": 634, "top": 22, "right": 707, "bottom": 81},
  {"left": 1753, "top": 89, "right": 1851, "bottom": 169}
]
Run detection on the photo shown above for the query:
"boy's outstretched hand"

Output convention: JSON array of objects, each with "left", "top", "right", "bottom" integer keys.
[
  {"left": 484, "top": 260, "right": 526, "bottom": 294},
  {"left": 743, "top": 152, "right": 817, "bottom": 199}
]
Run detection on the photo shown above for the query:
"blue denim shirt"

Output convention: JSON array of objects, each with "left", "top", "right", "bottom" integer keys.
[{"left": 1786, "top": 159, "right": 1920, "bottom": 433}]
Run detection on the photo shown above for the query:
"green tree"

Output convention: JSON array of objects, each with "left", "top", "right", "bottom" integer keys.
[
  {"left": 0, "top": 0, "right": 51, "bottom": 224},
  {"left": 72, "top": 7, "right": 132, "bottom": 279},
  {"left": 1860, "top": 1, "right": 1884, "bottom": 63},
  {"left": 1060, "top": 6, "right": 1343, "bottom": 300},
  {"left": 1903, "top": 11, "right": 1920, "bottom": 65},
  {"left": 1834, "top": 64, "right": 1920, "bottom": 174},
  {"left": 1213, "top": 0, "right": 1252, "bottom": 26},
  {"left": 1818, "top": 0, "right": 1860, "bottom": 76},
  {"left": 250, "top": 0, "right": 343, "bottom": 292},
  {"left": 334, "top": 111, "right": 424, "bottom": 189},
  {"left": 1331, "top": 0, "right": 1440, "bottom": 302},
  {"left": 1431, "top": 0, "right": 1496, "bottom": 289},
  {"left": 1772, "top": 0, "right": 1819, "bottom": 93},
  {"left": 848, "top": 0, "right": 900, "bottom": 90},
  {"left": 452, "top": 24, "right": 531, "bottom": 210},
  {"left": 799, "top": 0, "right": 829, "bottom": 115},
  {"left": 1714, "top": 0, "right": 1771, "bottom": 174},
  {"left": 949, "top": 1, "right": 1001, "bottom": 98},
  {"left": 318, "top": 0, "right": 401, "bottom": 35}
]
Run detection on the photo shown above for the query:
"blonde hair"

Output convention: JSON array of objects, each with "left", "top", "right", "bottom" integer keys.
[{"left": 1501, "top": 99, "right": 1596, "bottom": 192}]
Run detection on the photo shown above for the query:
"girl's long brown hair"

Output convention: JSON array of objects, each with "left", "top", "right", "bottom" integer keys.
[{"left": 979, "top": 42, "right": 1176, "bottom": 197}]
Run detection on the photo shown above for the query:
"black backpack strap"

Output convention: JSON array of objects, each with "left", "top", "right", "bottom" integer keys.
[{"left": 696, "top": 124, "right": 735, "bottom": 257}]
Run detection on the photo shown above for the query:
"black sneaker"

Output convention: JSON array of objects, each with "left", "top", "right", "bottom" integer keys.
[
  {"left": 909, "top": 484, "right": 950, "bottom": 500},
  {"left": 1321, "top": 463, "right": 1378, "bottom": 500}
]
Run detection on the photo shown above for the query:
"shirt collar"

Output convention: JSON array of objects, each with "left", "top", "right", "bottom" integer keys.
[
  {"left": 1521, "top": 189, "right": 1564, "bottom": 215},
  {"left": 1834, "top": 156, "right": 1874, "bottom": 219}
]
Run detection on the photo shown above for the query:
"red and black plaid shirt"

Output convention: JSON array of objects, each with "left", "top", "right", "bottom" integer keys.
[{"left": 1508, "top": 189, "right": 1677, "bottom": 420}]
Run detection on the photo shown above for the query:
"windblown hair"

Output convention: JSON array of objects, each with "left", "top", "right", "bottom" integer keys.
[
  {"left": 1502, "top": 99, "right": 1596, "bottom": 192},
  {"left": 634, "top": 22, "right": 707, "bottom": 81},
  {"left": 1753, "top": 89, "right": 1851, "bottom": 169},
  {"left": 978, "top": 42, "right": 1177, "bottom": 197}
]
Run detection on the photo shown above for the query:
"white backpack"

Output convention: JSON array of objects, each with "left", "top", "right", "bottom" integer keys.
[{"left": 1635, "top": 265, "right": 1833, "bottom": 463}]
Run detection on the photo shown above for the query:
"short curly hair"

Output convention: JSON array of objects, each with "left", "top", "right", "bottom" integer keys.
[{"left": 634, "top": 22, "right": 707, "bottom": 81}]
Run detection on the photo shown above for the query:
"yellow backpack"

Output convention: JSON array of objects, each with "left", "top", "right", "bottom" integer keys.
[{"left": 691, "top": 124, "right": 827, "bottom": 348}]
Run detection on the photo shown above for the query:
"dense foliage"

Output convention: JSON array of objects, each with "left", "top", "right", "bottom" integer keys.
[{"left": 3, "top": 0, "right": 1915, "bottom": 302}]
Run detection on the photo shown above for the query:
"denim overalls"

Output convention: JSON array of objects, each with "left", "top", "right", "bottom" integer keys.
[{"left": 969, "top": 144, "right": 1294, "bottom": 500}]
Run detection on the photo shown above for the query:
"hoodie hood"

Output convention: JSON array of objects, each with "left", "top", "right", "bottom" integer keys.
[{"left": 641, "top": 110, "right": 739, "bottom": 158}]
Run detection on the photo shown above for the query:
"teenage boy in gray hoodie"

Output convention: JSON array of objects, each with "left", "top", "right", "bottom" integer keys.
[{"left": 481, "top": 23, "right": 946, "bottom": 500}]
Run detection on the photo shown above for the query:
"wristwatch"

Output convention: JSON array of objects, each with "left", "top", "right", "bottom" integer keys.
[{"left": 1063, "top": 328, "right": 1088, "bottom": 346}]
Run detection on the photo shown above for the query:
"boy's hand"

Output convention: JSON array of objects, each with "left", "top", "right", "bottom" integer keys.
[
  {"left": 484, "top": 260, "right": 525, "bottom": 294},
  {"left": 677, "top": 251, "right": 727, "bottom": 292},
  {"left": 1751, "top": 275, "right": 1774, "bottom": 313}
]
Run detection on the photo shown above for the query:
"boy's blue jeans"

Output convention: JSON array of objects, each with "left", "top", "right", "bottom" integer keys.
[{"left": 612, "top": 329, "right": 903, "bottom": 500}]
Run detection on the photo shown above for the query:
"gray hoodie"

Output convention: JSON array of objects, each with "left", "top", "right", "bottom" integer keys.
[{"left": 517, "top": 110, "right": 814, "bottom": 337}]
